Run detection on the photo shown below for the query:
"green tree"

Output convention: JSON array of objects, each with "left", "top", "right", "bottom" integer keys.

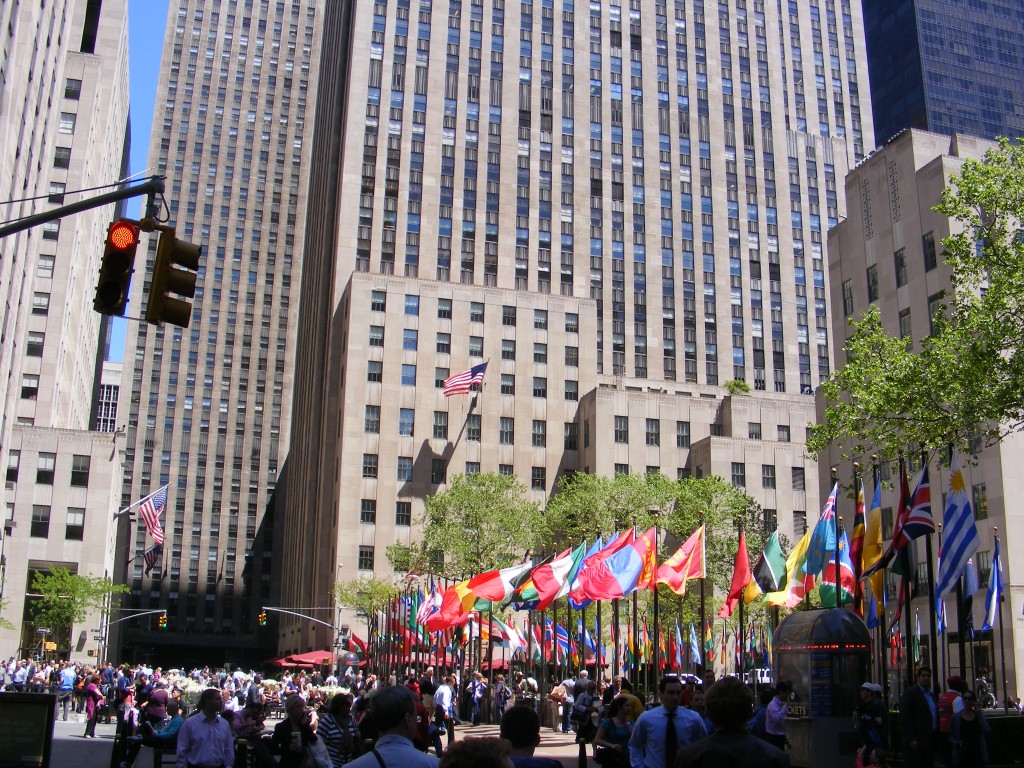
[
  {"left": 389, "top": 472, "right": 544, "bottom": 577},
  {"left": 30, "top": 567, "right": 128, "bottom": 651},
  {"left": 0, "top": 598, "right": 15, "bottom": 631},
  {"left": 334, "top": 577, "right": 401, "bottom": 620},
  {"left": 809, "top": 138, "right": 1024, "bottom": 460}
]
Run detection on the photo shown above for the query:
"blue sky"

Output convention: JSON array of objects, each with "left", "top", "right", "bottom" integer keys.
[{"left": 110, "top": 0, "right": 169, "bottom": 362}]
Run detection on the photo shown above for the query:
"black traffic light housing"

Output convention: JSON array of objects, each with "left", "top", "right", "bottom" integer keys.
[
  {"left": 258, "top": 611, "right": 268, "bottom": 627},
  {"left": 93, "top": 219, "right": 140, "bottom": 315},
  {"left": 146, "top": 228, "right": 201, "bottom": 327},
  {"left": 158, "top": 613, "right": 167, "bottom": 629}
]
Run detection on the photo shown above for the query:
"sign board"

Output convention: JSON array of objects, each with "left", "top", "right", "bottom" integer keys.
[
  {"left": 43, "top": 642, "right": 56, "bottom": 652},
  {"left": 0, "top": 693, "right": 56, "bottom": 768},
  {"left": 35, "top": 628, "right": 51, "bottom": 636}
]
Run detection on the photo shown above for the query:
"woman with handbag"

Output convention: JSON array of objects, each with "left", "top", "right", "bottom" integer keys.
[
  {"left": 83, "top": 675, "right": 106, "bottom": 739},
  {"left": 593, "top": 697, "right": 633, "bottom": 767}
]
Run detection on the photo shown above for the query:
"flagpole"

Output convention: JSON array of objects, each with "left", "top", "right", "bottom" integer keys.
[
  {"left": 852, "top": 462, "right": 863, "bottom": 614},
  {"left": 699, "top": 515, "right": 706, "bottom": 676},
  {"left": 873, "top": 457, "right": 889, "bottom": 713},
  {"left": 652, "top": 514, "right": 661, "bottom": 678},
  {"left": 611, "top": 599, "right": 619, "bottom": 678},
  {"left": 831, "top": 467, "right": 841, "bottom": 608},
  {"left": 899, "top": 455, "right": 915, "bottom": 688},
  {"left": 595, "top": 599, "right": 602, "bottom": 678},
  {"left": 487, "top": 606, "right": 495, "bottom": 721},
  {"left": 736, "top": 517, "right": 744, "bottom": 676},
  {"left": 938, "top": 523, "right": 948, "bottom": 686},
  {"left": 113, "top": 483, "right": 169, "bottom": 518},
  {"left": 994, "top": 528, "right": 1008, "bottom": 713},
  {"left": 920, "top": 450, "right": 939, "bottom": 693}
]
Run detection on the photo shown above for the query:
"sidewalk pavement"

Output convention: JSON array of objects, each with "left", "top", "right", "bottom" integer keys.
[{"left": 452, "top": 722, "right": 591, "bottom": 767}]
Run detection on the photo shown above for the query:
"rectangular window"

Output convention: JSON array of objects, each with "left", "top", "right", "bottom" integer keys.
[
  {"left": 614, "top": 463, "right": 630, "bottom": 476},
  {"left": 531, "top": 466, "right": 547, "bottom": 490},
  {"left": 676, "top": 421, "right": 691, "bottom": 448},
  {"left": 32, "top": 292, "right": 50, "bottom": 315},
  {"left": 928, "top": 292, "right": 944, "bottom": 335},
  {"left": 881, "top": 507, "right": 894, "bottom": 539},
  {"left": 365, "top": 405, "right": 381, "bottom": 433},
  {"left": 398, "top": 408, "right": 415, "bottom": 436},
  {"left": 434, "top": 368, "right": 449, "bottom": 388},
  {"left": 533, "top": 343, "right": 548, "bottom": 363},
  {"left": 778, "top": 425, "right": 791, "bottom": 442},
  {"left": 21, "top": 375, "right": 39, "bottom": 400},
  {"left": 362, "top": 454, "right": 378, "bottom": 478},
  {"left": 498, "top": 464, "right": 514, "bottom": 476},
  {"left": 403, "top": 329, "right": 418, "bottom": 351},
  {"left": 70, "top": 455, "right": 91, "bottom": 487},
  {"left": 397, "top": 456, "right": 413, "bottom": 481},
  {"left": 565, "top": 313, "right": 579, "bottom": 332},
  {"left": 360, "top": 499, "right": 377, "bottom": 524},
  {"left": 502, "top": 305, "right": 517, "bottom": 326},
  {"left": 430, "top": 458, "right": 447, "bottom": 484},
  {"left": 763, "top": 508, "right": 778, "bottom": 533},
  {"left": 614, "top": 415, "right": 629, "bottom": 443},
  {"left": 841, "top": 278, "right": 854, "bottom": 316},
  {"left": 5, "top": 451, "right": 19, "bottom": 483},
  {"left": 31, "top": 505, "right": 50, "bottom": 538},
  {"left": 438, "top": 298, "right": 452, "bottom": 319},
  {"left": 500, "top": 417, "right": 515, "bottom": 444},
  {"left": 564, "top": 422, "right": 578, "bottom": 450},
  {"left": 37, "top": 453, "right": 56, "bottom": 485},
  {"left": 58, "top": 113, "right": 77, "bottom": 134},
  {"left": 467, "top": 414, "right": 481, "bottom": 442},
  {"left": 469, "top": 336, "right": 484, "bottom": 357},
  {"left": 501, "top": 339, "right": 516, "bottom": 360},
  {"left": 395, "top": 501, "right": 412, "bottom": 526},
  {"left": 646, "top": 418, "right": 660, "bottom": 446},
  {"left": 731, "top": 462, "right": 746, "bottom": 487},
  {"left": 866, "top": 264, "right": 879, "bottom": 302},
  {"left": 436, "top": 333, "right": 451, "bottom": 354},
  {"left": 470, "top": 302, "right": 485, "bottom": 322},
  {"left": 401, "top": 364, "right": 416, "bottom": 385},
  {"left": 898, "top": 308, "right": 912, "bottom": 339},
  {"left": 894, "top": 248, "right": 907, "bottom": 287},
  {"left": 65, "top": 507, "right": 85, "bottom": 540},
  {"left": 501, "top": 374, "right": 515, "bottom": 395},
  {"left": 533, "top": 377, "right": 547, "bottom": 398},
  {"left": 54, "top": 147, "right": 71, "bottom": 169},
  {"left": 358, "top": 546, "right": 375, "bottom": 571},
  {"left": 748, "top": 422, "right": 762, "bottom": 440},
  {"left": 465, "top": 461, "right": 481, "bottom": 474},
  {"left": 793, "top": 510, "right": 807, "bottom": 534},
  {"left": 367, "top": 361, "right": 383, "bottom": 382},
  {"left": 369, "top": 325, "right": 385, "bottom": 347},
  {"left": 27, "top": 331, "right": 45, "bottom": 357},
  {"left": 972, "top": 483, "right": 988, "bottom": 520},
  {"left": 371, "top": 290, "right": 387, "bottom": 311},
  {"left": 405, "top": 294, "right": 420, "bottom": 315},
  {"left": 433, "top": 411, "right": 449, "bottom": 439},
  {"left": 565, "top": 346, "right": 579, "bottom": 367},
  {"left": 48, "top": 182, "right": 65, "bottom": 204},
  {"left": 762, "top": 464, "right": 776, "bottom": 489},
  {"left": 532, "top": 420, "right": 547, "bottom": 447},
  {"left": 976, "top": 549, "right": 992, "bottom": 584},
  {"left": 792, "top": 466, "right": 805, "bottom": 491},
  {"left": 922, "top": 231, "right": 937, "bottom": 272},
  {"left": 534, "top": 309, "right": 548, "bottom": 329},
  {"left": 65, "top": 78, "right": 82, "bottom": 99}
]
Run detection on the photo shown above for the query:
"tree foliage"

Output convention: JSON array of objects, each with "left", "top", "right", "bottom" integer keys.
[
  {"left": 334, "top": 577, "right": 401, "bottom": 619},
  {"left": 809, "top": 138, "right": 1024, "bottom": 460},
  {"left": 30, "top": 567, "right": 129, "bottom": 649},
  {"left": 389, "top": 472, "right": 544, "bottom": 578}
]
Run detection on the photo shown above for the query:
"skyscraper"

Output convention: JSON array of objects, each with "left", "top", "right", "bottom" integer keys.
[
  {"left": 281, "top": 0, "right": 874, "bottom": 651},
  {"left": 117, "top": 0, "right": 324, "bottom": 664},
  {"left": 863, "top": 0, "right": 1024, "bottom": 143},
  {"left": 0, "top": 0, "right": 131, "bottom": 659}
]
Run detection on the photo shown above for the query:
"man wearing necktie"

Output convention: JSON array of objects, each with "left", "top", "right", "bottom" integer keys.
[{"left": 628, "top": 676, "right": 707, "bottom": 768}]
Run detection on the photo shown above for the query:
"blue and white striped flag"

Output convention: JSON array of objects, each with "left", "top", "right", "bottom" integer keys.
[
  {"left": 935, "top": 452, "right": 980, "bottom": 598},
  {"left": 981, "top": 537, "right": 1003, "bottom": 632}
]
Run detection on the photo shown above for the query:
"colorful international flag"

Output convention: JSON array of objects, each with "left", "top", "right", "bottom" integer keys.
[
  {"left": 982, "top": 537, "right": 1003, "bottom": 632},
  {"left": 656, "top": 525, "right": 705, "bottom": 595},
  {"left": 745, "top": 530, "right": 787, "bottom": 601},
  {"left": 442, "top": 361, "right": 488, "bottom": 396},
  {"left": 572, "top": 528, "right": 658, "bottom": 600},
  {"left": 718, "top": 530, "right": 752, "bottom": 618},
  {"left": 803, "top": 482, "right": 839, "bottom": 576},
  {"left": 935, "top": 452, "right": 980, "bottom": 598}
]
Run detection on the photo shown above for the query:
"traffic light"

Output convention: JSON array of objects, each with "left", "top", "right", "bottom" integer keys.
[
  {"left": 146, "top": 228, "right": 201, "bottom": 327},
  {"left": 93, "top": 219, "right": 140, "bottom": 315},
  {"left": 258, "top": 611, "right": 268, "bottom": 627},
  {"left": 158, "top": 613, "right": 167, "bottom": 629}
]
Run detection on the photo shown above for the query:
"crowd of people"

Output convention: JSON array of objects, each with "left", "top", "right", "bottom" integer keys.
[{"left": 2, "top": 655, "right": 1009, "bottom": 768}]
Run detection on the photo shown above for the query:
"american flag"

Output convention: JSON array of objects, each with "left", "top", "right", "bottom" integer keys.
[
  {"left": 442, "top": 361, "right": 487, "bottom": 397},
  {"left": 143, "top": 544, "right": 163, "bottom": 575},
  {"left": 139, "top": 485, "right": 167, "bottom": 544}
]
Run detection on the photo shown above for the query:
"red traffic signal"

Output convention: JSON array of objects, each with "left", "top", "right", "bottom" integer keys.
[{"left": 93, "top": 219, "right": 139, "bottom": 315}]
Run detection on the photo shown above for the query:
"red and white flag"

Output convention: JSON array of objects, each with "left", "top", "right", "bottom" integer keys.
[
  {"left": 138, "top": 485, "right": 168, "bottom": 544},
  {"left": 443, "top": 361, "right": 488, "bottom": 396}
]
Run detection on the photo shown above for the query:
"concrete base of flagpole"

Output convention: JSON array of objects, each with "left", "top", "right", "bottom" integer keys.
[{"left": 577, "top": 737, "right": 588, "bottom": 768}]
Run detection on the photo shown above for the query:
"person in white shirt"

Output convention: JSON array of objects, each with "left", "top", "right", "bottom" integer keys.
[
  {"left": 433, "top": 675, "right": 456, "bottom": 750},
  {"left": 175, "top": 688, "right": 235, "bottom": 768},
  {"left": 347, "top": 687, "right": 438, "bottom": 767}
]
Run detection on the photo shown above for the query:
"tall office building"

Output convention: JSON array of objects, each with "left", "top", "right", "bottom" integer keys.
[
  {"left": 823, "top": 128, "right": 1019, "bottom": 701},
  {"left": 0, "top": 0, "right": 131, "bottom": 660},
  {"left": 117, "top": 0, "right": 323, "bottom": 664},
  {"left": 863, "top": 0, "right": 1024, "bottom": 143},
  {"left": 281, "top": 0, "right": 874, "bottom": 652}
]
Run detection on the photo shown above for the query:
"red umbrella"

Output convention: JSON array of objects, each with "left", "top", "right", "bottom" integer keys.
[{"left": 287, "top": 650, "right": 335, "bottom": 665}]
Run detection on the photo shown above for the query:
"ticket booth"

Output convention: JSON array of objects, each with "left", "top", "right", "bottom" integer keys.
[{"left": 774, "top": 609, "right": 871, "bottom": 768}]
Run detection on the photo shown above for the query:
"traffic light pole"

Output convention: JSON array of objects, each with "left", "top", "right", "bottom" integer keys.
[{"left": 0, "top": 176, "right": 165, "bottom": 239}]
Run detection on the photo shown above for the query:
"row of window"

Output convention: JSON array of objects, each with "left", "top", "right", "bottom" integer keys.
[
  {"left": 370, "top": 290, "right": 580, "bottom": 333},
  {"left": 6, "top": 452, "right": 91, "bottom": 487},
  {"left": 368, "top": 325, "right": 575, "bottom": 365},
  {"left": 612, "top": 417, "right": 792, "bottom": 447},
  {"left": 842, "top": 231, "right": 938, "bottom": 315},
  {"left": 729, "top": 462, "right": 802, "bottom": 491},
  {"left": 360, "top": 453, "right": 551, "bottom": 491},
  {"left": 365, "top": 361, "right": 581, "bottom": 400},
  {"left": 29, "top": 506, "right": 86, "bottom": 540}
]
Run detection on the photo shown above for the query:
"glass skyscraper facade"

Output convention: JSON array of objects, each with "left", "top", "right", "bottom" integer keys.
[{"left": 863, "top": 0, "right": 1024, "bottom": 143}]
